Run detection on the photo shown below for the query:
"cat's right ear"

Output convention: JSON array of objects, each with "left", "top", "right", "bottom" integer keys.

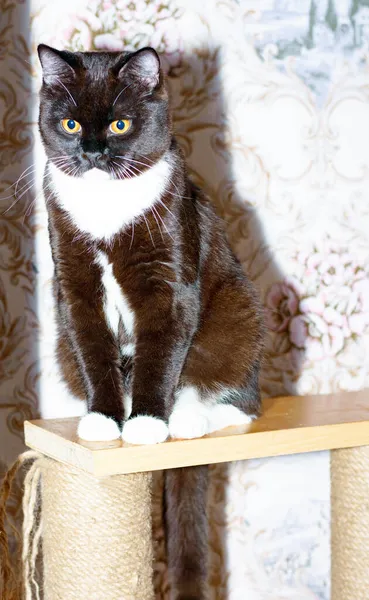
[
  {"left": 115, "top": 48, "right": 161, "bottom": 92},
  {"left": 38, "top": 44, "right": 76, "bottom": 85}
]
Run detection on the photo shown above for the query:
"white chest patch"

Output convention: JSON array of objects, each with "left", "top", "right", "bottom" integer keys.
[
  {"left": 96, "top": 251, "right": 135, "bottom": 338},
  {"left": 49, "top": 156, "right": 171, "bottom": 241}
]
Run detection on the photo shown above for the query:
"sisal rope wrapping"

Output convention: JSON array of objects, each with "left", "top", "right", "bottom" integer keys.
[
  {"left": 1, "top": 453, "right": 155, "bottom": 599},
  {"left": 0, "top": 451, "right": 41, "bottom": 600},
  {"left": 331, "top": 446, "right": 369, "bottom": 600},
  {"left": 41, "top": 458, "right": 154, "bottom": 600}
]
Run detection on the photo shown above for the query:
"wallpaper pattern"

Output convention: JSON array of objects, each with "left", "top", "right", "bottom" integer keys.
[{"left": 1, "top": 0, "right": 369, "bottom": 598}]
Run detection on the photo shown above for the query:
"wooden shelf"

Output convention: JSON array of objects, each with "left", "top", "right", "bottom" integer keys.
[{"left": 24, "top": 390, "right": 369, "bottom": 477}]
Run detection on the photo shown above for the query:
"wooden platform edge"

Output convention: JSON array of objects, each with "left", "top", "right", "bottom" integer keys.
[
  {"left": 24, "top": 413, "right": 369, "bottom": 477},
  {"left": 25, "top": 419, "right": 95, "bottom": 473}
]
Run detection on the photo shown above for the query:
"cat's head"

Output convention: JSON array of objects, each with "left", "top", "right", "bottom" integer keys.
[{"left": 38, "top": 45, "right": 171, "bottom": 179}]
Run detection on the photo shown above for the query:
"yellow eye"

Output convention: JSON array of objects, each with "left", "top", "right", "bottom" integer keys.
[
  {"left": 110, "top": 119, "right": 131, "bottom": 135},
  {"left": 61, "top": 118, "right": 81, "bottom": 134}
]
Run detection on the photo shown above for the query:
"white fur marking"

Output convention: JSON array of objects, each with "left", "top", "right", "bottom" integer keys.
[
  {"left": 96, "top": 251, "right": 135, "bottom": 337},
  {"left": 122, "top": 416, "right": 169, "bottom": 445},
  {"left": 122, "top": 343, "right": 135, "bottom": 356},
  {"left": 169, "top": 386, "right": 210, "bottom": 439},
  {"left": 207, "top": 404, "right": 253, "bottom": 433},
  {"left": 49, "top": 157, "right": 171, "bottom": 240},
  {"left": 123, "top": 394, "right": 133, "bottom": 419},
  {"left": 78, "top": 412, "right": 121, "bottom": 441},
  {"left": 169, "top": 386, "right": 255, "bottom": 439}
]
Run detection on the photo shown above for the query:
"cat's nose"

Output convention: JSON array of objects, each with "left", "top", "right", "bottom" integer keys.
[{"left": 82, "top": 151, "right": 105, "bottom": 167}]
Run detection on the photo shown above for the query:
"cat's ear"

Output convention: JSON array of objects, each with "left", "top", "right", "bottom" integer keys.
[
  {"left": 38, "top": 44, "right": 76, "bottom": 85},
  {"left": 116, "top": 48, "right": 161, "bottom": 91}
]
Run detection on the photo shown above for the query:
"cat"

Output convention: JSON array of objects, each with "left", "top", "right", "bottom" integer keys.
[{"left": 38, "top": 44, "right": 264, "bottom": 599}]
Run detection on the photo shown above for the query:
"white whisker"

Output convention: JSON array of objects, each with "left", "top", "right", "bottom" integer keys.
[
  {"left": 153, "top": 206, "right": 174, "bottom": 241},
  {"left": 111, "top": 160, "right": 132, "bottom": 180},
  {"left": 157, "top": 198, "right": 178, "bottom": 222},
  {"left": 117, "top": 156, "right": 193, "bottom": 200},
  {"left": 142, "top": 212, "right": 155, "bottom": 248},
  {"left": 14, "top": 165, "right": 38, "bottom": 197},
  {"left": 113, "top": 82, "right": 133, "bottom": 106},
  {"left": 2, "top": 168, "right": 50, "bottom": 220},
  {"left": 129, "top": 220, "right": 135, "bottom": 250},
  {"left": 151, "top": 205, "right": 164, "bottom": 243},
  {"left": 116, "top": 156, "right": 152, "bottom": 170},
  {"left": 135, "top": 154, "right": 156, "bottom": 165},
  {"left": 121, "top": 162, "right": 138, "bottom": 179},
  {"left": 2, "top": 178, "right": 40, "bottom": 214},
  {"left": 151, "top": 205, "right": 164, "bottom": 242},
  {"left": 0, "top": 172, "right": 39, "bottom": 203},
  {"left": 55, "top": 77, "right": 77, "bottom": 107}
]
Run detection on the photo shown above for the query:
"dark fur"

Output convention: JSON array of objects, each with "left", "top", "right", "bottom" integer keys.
[{"left": 38, "top": 44, "right": 264, "bottom": 599}]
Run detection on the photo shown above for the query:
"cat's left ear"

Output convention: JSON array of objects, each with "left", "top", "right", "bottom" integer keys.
[
  {"left": 38, "top": 44, "right": 77, "bottom": 85},
  {"left": 116, "top": 48, "right": 161, "bottom": 91}
]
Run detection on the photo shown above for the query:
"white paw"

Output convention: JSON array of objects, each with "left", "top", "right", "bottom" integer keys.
[
  {"left": 208, "top": 404, "right": 254, "bottom": 433},
  {"left": 122, "top": 416, "right": 169, "bottom": 445},
  {"left": 169, "top": 407, "right": 210, "bottom": 439},
  {"left": 77, "top": 412, "right": 121, "bottom": 441}
]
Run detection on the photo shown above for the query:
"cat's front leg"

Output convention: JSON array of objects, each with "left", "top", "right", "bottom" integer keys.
[
  {"left": 72, "top": 322, "right": 125, "bottom": 441},
  {"left": 122, "top": 298, "right": 195, "bottom": 445},
  {"left": 71, "top": 311, "right": 126, "bottom": 441},
  {"left": 56, "top": 266, "right": 126, "bottom": 442}
]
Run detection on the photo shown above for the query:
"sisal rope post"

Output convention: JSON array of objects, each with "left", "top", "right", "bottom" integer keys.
[
  {"left": 331, "top": 445, "right": 369, "bottom": 600},
  {"left": 0, "top": 451, "right": 41, "bottom": 600},
  {"left": 40, "top": 458, "right": 154, "bottom": 600},
  {"left": 1, "top": 452, "right": 155, "bottom": 600}
]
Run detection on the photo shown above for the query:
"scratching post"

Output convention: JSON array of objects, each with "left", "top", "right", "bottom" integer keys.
[
  {"left": 16, "top": 389, "right": 369, "bottom": 598},
  {"left": 331, "top": 446, "right": 369, "bottom": 600},
  {"left": 29, "top": 458, "right": 154, "bottom": 600}
]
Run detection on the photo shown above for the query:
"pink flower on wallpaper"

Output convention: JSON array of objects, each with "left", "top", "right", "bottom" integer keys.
[
  {"left": 349, "top": 312, "right": 369, "bottom": 334},
  {"left": 151, "top": 23, "right": 184, "bottom": 70},
  {"left": 289, "top": 315, "right": 308, "bottom": 348},
  {"left": 299, "top": 296, "right": 324, "bottom": 316},
  {"left": 265, "top": 282, "right": 299, "bottom": 332},
  {"left": 353, "top": 277, "right": 369, "bottom": 313},
  {"left": 266, "top": 243, "right": 369, "bottom": 366},
  {"left": 74, "top": 0, "right": 185, "bottom": 73},
  {"left": 94, "top": 33, "right": 124, "bottom": 51}
]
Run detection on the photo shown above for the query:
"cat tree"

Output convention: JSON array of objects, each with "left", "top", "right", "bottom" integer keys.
[{"left": 19, "top": 389, "right": 369, "bottom": 599}]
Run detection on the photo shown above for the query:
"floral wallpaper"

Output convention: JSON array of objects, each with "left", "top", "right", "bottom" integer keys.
[{"left": 1, "top": 0, "right": 369, "bottom": 598}]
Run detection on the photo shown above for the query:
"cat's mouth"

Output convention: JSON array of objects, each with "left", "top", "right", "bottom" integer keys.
[
  {"left": 50, "top": 155, "right": 143, "bottom": 181},
  {"left": 50, "top": 158, "right": 113, "bottom": 180},
  {"left": 80, "top": 153, "right": 110, "bottom": 174},
  {"left": 80, "top": 155, "right": 138, "bottom": 180}
]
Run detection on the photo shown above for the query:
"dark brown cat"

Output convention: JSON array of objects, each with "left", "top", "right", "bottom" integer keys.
[{"left": 38, "top": 44, "right": 264, "bottom": 599}]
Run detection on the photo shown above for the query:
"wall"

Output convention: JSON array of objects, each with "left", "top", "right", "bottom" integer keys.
[{"left": 2, "top": 0, "right": 369, "bottom": 598}]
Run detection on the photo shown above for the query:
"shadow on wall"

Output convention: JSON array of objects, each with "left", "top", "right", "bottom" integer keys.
[{"left": 151, "top": 48, "right": 306, "bottom": 599}]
